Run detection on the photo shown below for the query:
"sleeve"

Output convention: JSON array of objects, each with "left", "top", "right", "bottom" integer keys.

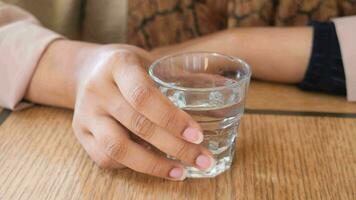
[
  {"left": 298, "top": 21, "right": 346, "bottom": 96},
  {"left": 0, "top": 2, "right": 63, "bottom": 110},
  {"left": 333, "top": 16, "right": 356, "bottom": 102}
]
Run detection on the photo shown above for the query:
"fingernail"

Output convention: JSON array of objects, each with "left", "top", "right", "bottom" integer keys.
[
  {"left": 195, "top": 154, "right": 215, "bottom": 170},
  {"left": 169, "top": 167, "right": 186, "bottom": 180},
  {"left": 183, "top": 127, "right": 204, "bottom": 144}
]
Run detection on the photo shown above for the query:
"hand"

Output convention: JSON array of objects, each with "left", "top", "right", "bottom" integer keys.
[{"left": 26, "top": 40, "right": 215, "bottom": 180}]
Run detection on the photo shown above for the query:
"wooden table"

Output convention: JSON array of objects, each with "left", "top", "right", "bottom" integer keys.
[{"left": 0, "top": 81, "right": 355, "bottom": 200}]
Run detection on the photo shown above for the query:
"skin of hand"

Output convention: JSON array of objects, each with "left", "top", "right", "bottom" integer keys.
[
  {"left": 25, "top": 40, "right": 216, "bottom": 181},
  {"left": 152, "top": 27, "right": 313, "bottom": 83}
]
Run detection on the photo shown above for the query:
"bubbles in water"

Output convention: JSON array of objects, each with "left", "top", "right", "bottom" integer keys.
[
  {"left": 169, "top": 91, "right": 186, "bottom": 108},
  {"left": 209, "top": 91, "right": 224, "bottom": 106},
  {"left": 227, "top": 87, "right": 242, "bottom": 104}
]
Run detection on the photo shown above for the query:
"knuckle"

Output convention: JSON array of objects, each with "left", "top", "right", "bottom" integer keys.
[
  {"left": 131, "top": 113, "right": 155, "bottom": 139},
  {"left": 146, "top": 159, "right": 167, "bottom": 176},
  {"left": 111, "top": 49, "right": 134, "bottom": 58},
  {"left": 161, "top": 109, "right": 180, "bottom": 131},
  {"left": 173, "top": 142, "right": 201, "bottom": 164},
  {"left": 96, "top": 156, "right": 114, "bottom": 169},
  {"left": 130, "top": 85, "right": 151, "bottom": 107},
  {"left": 116, "top": 50, "right": 138, "bottom": 63},
  {"left": 83, "top": 78, "right": 100, "bottom": 95},
  {"left": 174, "top": 142, "right": 194, "bottom": 161},
  {"left": 122, "top": 51, "right": 138, "bottom": 62},
  {"left": 105, "top": 139, "right": 128, "bottom": 161},
  {"left": 109, "top": 50, "right": 138, "bottom": 70}
]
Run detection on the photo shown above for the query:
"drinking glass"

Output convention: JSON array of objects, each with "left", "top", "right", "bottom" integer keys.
[{"left": 149, "top": 52, "right": 251, "bottom": 178}]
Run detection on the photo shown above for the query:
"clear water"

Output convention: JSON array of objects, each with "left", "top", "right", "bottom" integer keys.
[
  {"left": 183, "top": 105, "right": 241, "bottom": 177},
  {"left": 162, "top": 87, "right": 244, "bottom": 178}
]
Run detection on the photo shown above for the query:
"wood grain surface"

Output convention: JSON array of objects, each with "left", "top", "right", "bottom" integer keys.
[
  {"left": 0, "top": 107, "right": 355, "bottom": 200},
  {"left": 247, "top": 81, "right": 356, "bottom": 113}
]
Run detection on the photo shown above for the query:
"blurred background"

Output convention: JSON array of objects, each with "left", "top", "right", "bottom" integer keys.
[{"left": 4, "top": 0, "right": 356, "bottom": 48}]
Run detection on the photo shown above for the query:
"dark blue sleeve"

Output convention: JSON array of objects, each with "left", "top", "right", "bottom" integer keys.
[{"left": 298, "top": 21, "right": 346, "bottom": 95}]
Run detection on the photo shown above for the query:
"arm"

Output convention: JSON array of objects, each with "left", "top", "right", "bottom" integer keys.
[
  {"left": 1, "top": 3, "right": 215, "bottom": 180},
  {"left": 152, "top": 27, "right": 313, "bottom": 83}
]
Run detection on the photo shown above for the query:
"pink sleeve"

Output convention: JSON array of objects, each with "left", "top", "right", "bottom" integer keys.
[
  {"left": 333, "top": 16, "right": 356, "bottom": 102},
  {"left": 0, "top": 3, "right": 63, "bottom": 110}
]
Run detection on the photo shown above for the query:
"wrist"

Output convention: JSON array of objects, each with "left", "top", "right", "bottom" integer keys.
[{"left": 25, "top": 39, "right": 99, "bottom": 108}]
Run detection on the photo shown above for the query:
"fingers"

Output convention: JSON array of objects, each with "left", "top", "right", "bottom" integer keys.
[
  {"left": 111, "top": 53, "right": 204, "bottom": 144},
  {"left": 73, "top": 129, "right": 125, "bottom": 169},
  {"left": 89, "top": 116, "right": 187, "bottom": 180},
  {"left": 107, "top": 94, "right": 215, "bottom": 170}
]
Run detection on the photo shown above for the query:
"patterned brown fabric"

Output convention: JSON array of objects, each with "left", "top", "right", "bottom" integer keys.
[
  {"left": 128, "top": 0, "right": 229, "bottom": 49},
  {"left": 128, "top": 0, "right": 356, "bottom": 49}
]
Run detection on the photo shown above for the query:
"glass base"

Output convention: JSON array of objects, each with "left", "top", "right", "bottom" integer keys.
[
  {"left": 186, "top": 156, "right": 233, "bottom": 178},
  {"left": 186, "top": 137, "right": 236, "bottom": 178},
  {"left": 167, "top": 119, "right": 239, "bottom": 178}
]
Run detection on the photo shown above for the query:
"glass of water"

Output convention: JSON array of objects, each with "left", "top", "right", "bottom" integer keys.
[{"left": 149, "top": 52, "right": 251, "bottom": 178}]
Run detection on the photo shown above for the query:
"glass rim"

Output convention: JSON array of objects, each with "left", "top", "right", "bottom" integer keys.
[{"left": 148, "top": 51, "right": 252, "bottom": 92}]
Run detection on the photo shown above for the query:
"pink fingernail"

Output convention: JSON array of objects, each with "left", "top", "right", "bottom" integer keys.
[
  {"left": 196, "top": 154, "right": 215, "bottom": 170},
  {"left": 182, "top": 127, "right": 204, "bottom": 144},
  {"left": 169, "top": 167, "right": 186, "bottom": 180}
]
